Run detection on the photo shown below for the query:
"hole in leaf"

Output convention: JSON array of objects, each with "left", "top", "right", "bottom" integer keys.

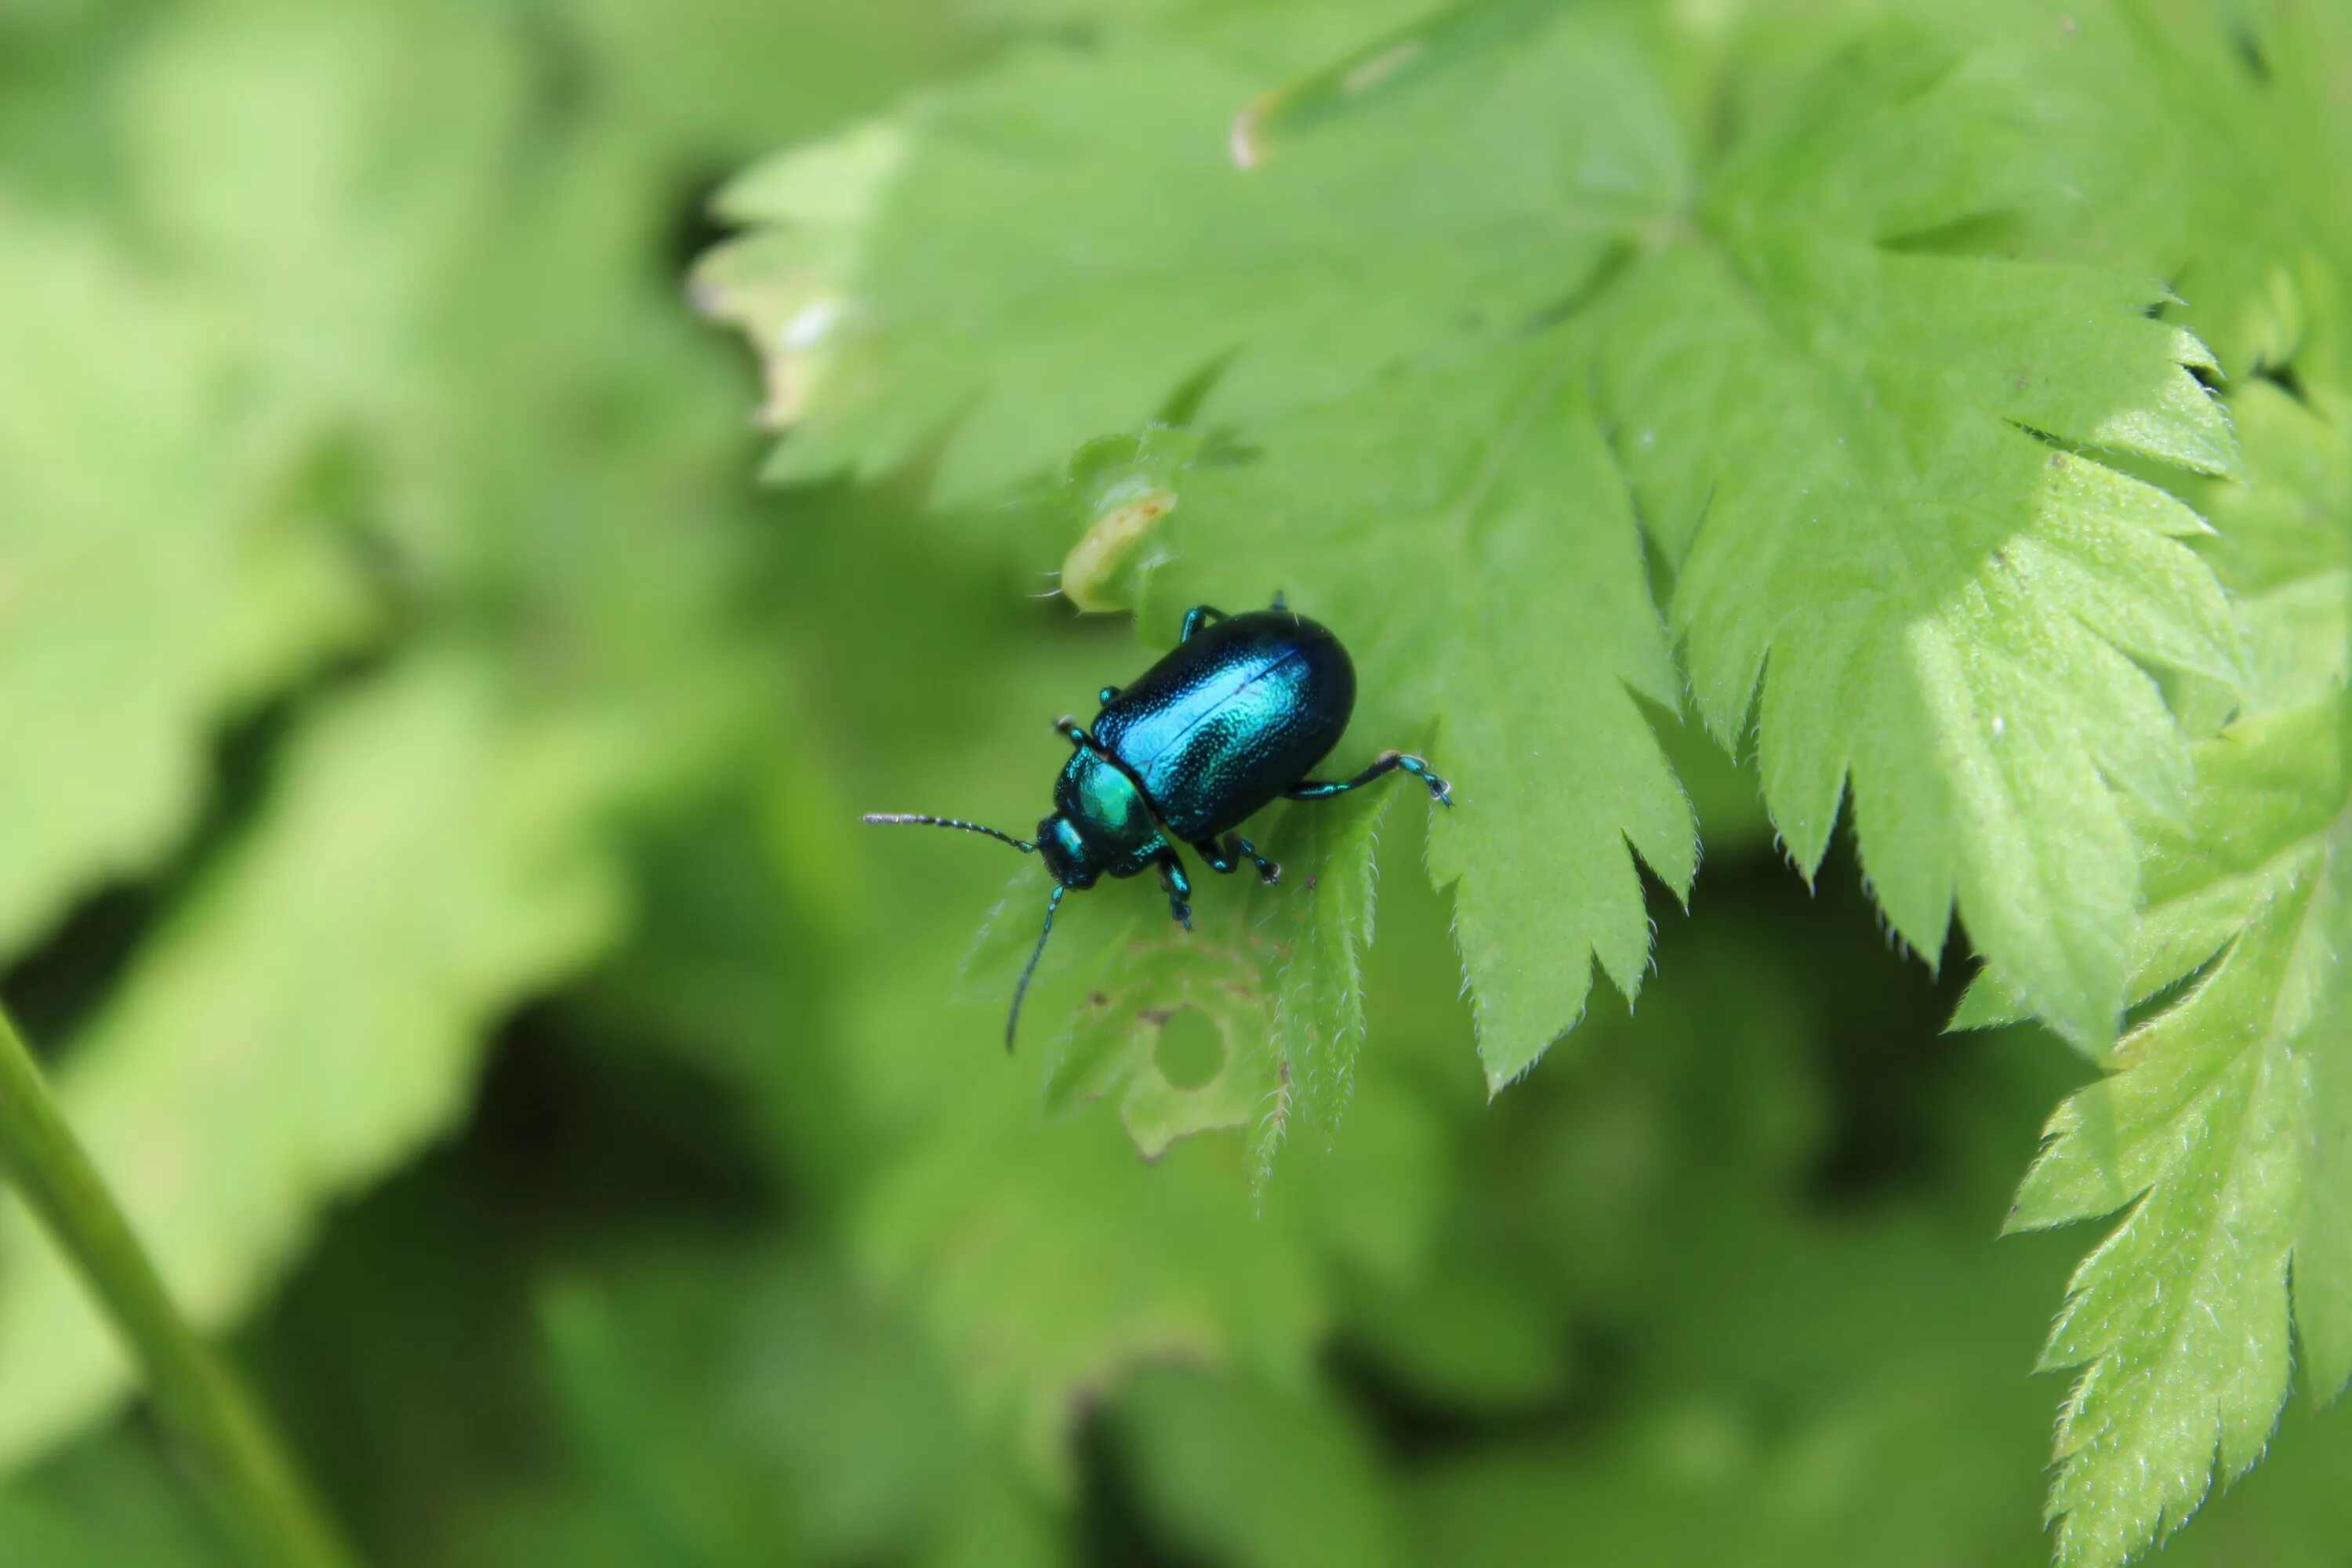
[{"left": 1152, "top": 1006, "right": 1225, "bottom": 1090}]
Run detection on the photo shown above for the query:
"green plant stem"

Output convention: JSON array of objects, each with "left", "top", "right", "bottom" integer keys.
[{"left": 0, "top": 1000, "right": 357, "bottom": 1568}]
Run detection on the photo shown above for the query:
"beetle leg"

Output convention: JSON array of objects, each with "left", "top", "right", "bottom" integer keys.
[
  {"left": 1177, "top": 604, "right": 1229, "bottom": 644},
  {"left": 1098, "top": 685, "right": 1120, "bottom": 706},
  {"left": 1236, "top": 835, "right": 1280, "bottom": 883},
  {"left": 1156, "top": 851, "right": 1194, "bottom": 930},
  {"left": 1192, "top": 833, "right": 1279, "bottom": 884},
  {"left": 1190, "top": 837, "right": 1236, "bottom": 873},
  {"left": 1285, "top": 750, "right": 1453, "bottom": 807}
]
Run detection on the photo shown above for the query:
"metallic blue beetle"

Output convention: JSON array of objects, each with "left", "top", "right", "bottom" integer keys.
[{"left": 866, "top": 597, "right": 1451, "bottom": 1047}]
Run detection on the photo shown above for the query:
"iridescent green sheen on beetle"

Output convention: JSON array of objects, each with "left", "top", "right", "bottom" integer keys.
[{"left": 866, "top": 597, "right": 1452, "bottom": 1048}]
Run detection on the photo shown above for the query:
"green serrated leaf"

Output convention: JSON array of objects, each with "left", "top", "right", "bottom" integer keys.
[
  {"left": 1997, "top": 374, "right": 2352, "bottom": 1563},
  {"left": 722, "top": 3, "right": 2252, "bottom": 1092},
  {"left": 720, "top": 9, "right": 1686, "bottom": 503},
  {"left": 1601, "top": 33, "right": 2240, "bottom": 1054},
  {"left": 2299, "top": 840, "right": 2352, "bottom": 1403},
  {"left": 1047, "top": 927, "right": 1272, "bottom": 1161},
  {"left": 696, "top": 120, "right": 909, "bottom": 432},
  {"left": 1149, "top": 342, "right": 1695, "bottom": 1091},
  {"left": 2009, "top": 826, "right": 2341, "bottom": 1565},
  {"left": 961, "top": 789, "right": 1398, "bottom": 1176},
  {"left": 1984, "top": 0, "right": 2352, "bottom": 394},
  {"left": 1268, "top": 788, "right": 1393, "bottom": 1149}
]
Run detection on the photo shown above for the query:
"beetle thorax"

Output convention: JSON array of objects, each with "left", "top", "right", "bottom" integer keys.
[{"left": 1049, "top": 749, "right": 1166, "bottom": 880}]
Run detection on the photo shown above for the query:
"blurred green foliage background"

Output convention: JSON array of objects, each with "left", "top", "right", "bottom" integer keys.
[{"left": 2, "top": 0, "right": 2349, "bottom": 1564}]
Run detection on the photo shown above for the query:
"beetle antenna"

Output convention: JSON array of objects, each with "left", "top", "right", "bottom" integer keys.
[
  {"left": 1007, "top": 884, "right": 1066, "bottom": 1052},
  {"left": 862, "top": 813, "right": 1036, "bottom": 854}
]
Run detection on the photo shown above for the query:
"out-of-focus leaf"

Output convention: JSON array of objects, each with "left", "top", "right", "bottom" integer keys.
[
  {"left": 0, "top": 212, "right": 372, "bottom": 953},
  {"left": 858, "top": 1109, "right": 1324, "bottom": 1487},
  {"left": 1404, "top": 1226, "right": 2352, "bottom": 1568},
  {"left": 1336, "top": 1236, "right": 1571, "bottom": 1414},
  {"left": 1404, "top": 1206, "right": 2078, "bottom": 1568},
  {"left": 0, "top": 652, "right": 648, "bottom": 1465},
  {"left": 528, "top": 1245, "right": 1063, "bottom": 1568},
  {"left": 0, "top": 1432, "right": 229, "bottom": 1568},
  {"left": 1110, "top": 1368, "right": 1404, "bottom": 1568},
  {"left": 0, "top": 0, "right": 792, "bottom": 1479},
  {"left": 563, "top": 0, "right": 985, "bottom": 155},
  {"left": 116, "top": 0, "right": 521, "bottom": 418}
]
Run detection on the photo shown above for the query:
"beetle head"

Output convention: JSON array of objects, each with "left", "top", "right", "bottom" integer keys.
[{"left": 1035, "top": 814, "right": 1102, "bottom": 888}]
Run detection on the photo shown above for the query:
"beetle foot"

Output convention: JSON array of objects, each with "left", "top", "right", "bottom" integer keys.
[
  {"left": 1259, "top": 861, "right": 1283, "bottom": 885},
  {"left": 1424, "top": 772, "right": 1454, "bottom": 806}
]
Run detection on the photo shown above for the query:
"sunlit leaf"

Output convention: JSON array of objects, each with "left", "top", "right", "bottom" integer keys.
[{"left": 1980, "top": 378, "right": 2352, "bottom": 1566}]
